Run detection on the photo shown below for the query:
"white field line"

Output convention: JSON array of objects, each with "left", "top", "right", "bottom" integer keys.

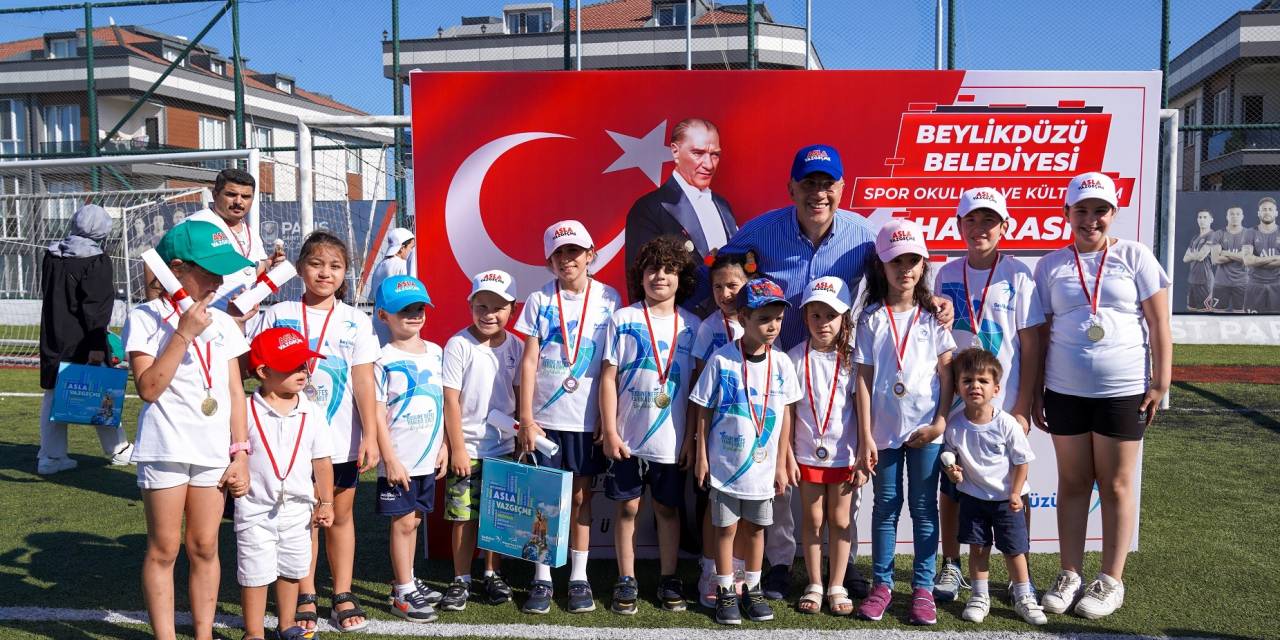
[{"left": 0, "top": 606, "right": 1224, "bottom": 640}]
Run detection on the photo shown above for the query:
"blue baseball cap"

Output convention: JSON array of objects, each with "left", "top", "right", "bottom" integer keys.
[
  {"left": 376, "top": 275, "right": 433, "bottom": 313},
  {"left": 736, "top": 277, "right": 790, "bottom": 310},
  {"left": 790, "top": 144, "right": 843, "bottom": 181}
]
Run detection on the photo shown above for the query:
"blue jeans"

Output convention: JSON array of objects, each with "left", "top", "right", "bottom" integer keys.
[{"left": 871, "top": 443, "right": 941, "bottom": 589}]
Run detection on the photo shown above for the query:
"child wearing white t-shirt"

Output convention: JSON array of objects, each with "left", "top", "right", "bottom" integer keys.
[
  {"left": 691, "top": 277, "right": 802, "bottom": 626},
  {"left": 256, "top": 230, "right": 382, "bottom": 631},
  {"left": 853, "top": 220, "right": 956, "bottom": 626},
  {"left": 439, "top": 269, "right": 523, "bottom": 611},
  {"left": 599, "top": 236, "right": 700, "bottom": 615},
  {"left": 237, "top": 327, "right": 336, "bottom": 640},
  {"left": 690, "top": 251, "right": 748, "bottom": 607},
  {"left": 124, "top": 220, "right": 254, "bottom": 640},
  {"left": 787, "top": 276, "right": 865, "bottom": 617},
  {"left": 372, "top": 275, "right": 447, "bottom": 623},
  {"left": 942, "top": 348, "right": 1044, "bottom": 626},
  {"left": 934, "top": 188, "right": 1045, "bottom": 602},
  {"left": 516, "top": 220, "right": 621, "bottom": 615}
]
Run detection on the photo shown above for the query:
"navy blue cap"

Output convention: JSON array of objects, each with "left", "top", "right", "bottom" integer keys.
[
  {"left": 736, "top": 277, "right": 790, "bottom": 310},
  {"left": 790, "top": 144, "right": 843, "bottom": 181}
]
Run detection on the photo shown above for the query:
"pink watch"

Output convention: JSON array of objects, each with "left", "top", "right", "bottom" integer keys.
[{"left": 229, "top": 441, "right": 252, "bottom": 458}]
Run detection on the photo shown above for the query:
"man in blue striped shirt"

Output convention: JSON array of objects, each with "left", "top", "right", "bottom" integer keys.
[{"left": 720, "top": 144, "right": 953, "bottom": 601}]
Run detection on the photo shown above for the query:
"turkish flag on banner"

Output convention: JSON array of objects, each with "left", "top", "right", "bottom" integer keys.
[{"left": 409, "top": 70, "right": 965, "bottom": 341}]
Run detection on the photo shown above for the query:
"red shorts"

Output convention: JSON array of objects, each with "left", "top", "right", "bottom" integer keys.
[{"left": 798, "top": 463, "right": 854, "bottom": 485}]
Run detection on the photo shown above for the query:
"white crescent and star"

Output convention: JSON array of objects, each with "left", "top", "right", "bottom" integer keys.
[{"left": 444, "top": 121, "right": 673, "bottom": 298}]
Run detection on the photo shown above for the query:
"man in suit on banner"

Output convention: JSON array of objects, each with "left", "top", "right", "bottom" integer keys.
[{"left": 624, "top": 118, "right": 737, "bottom": 314}]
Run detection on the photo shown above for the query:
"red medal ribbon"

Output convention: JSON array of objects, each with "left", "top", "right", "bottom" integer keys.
[
  {"left": 641, "top": 303, "right": 679, "bottom": 387},
  {"left": 1071, "top": 241, "right": 1110, "bottom": 317},
  {"left": 962, "top": 252, "right": 1000, "bottom": 329},
  {"left": 883, "top": 303, "right": 922, "bottom": 377},
  {"left": 804, "top": 347, "right": 842, "bottom": 441},
  {"left": 738, "top": 340, "right": 772, "bottom": 441},
  {"left": 554, "top": 279, "right": 593, "bottom": 366},
  {"left": 250, "top": 397, "right": 307, "bottom": 483},
  {"left": 301, "top": 300, "right": 336, "bottom": 376},
  {"left": 164, "top": 295, "right": 212, "bottom": 392}
]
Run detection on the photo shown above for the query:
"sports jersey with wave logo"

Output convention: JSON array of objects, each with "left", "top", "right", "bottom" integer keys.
[
  {"left": 692, "top": 309, "right": 743, "bottom": 362},
  {"left": 515, "top": 279, "right": 621, "bottom": 433},
  {"left": 375, "top": 342, "right": 445, "bottom": 477},
  {"left": 690, "top": 342, "right": 802, "bottom": 500},
  {"left": 257, "top": 300, "right": 380, "bottom": 463}
]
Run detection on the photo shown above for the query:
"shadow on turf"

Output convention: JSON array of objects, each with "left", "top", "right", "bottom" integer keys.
[
  {"left": 1173, "top": 381, "right": 1280, "bottom": 434},
  {"left": 0, "top": 621, "right": 155, "bottom": 640},
  {"left": 0, "top": 441, "right": 140, "bottom": 502}
]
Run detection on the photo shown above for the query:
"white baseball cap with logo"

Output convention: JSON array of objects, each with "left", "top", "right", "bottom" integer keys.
[
  {"left": 955, "top": 187, "right": 1011, "bottom": 221},
  {"left": 801, "top": 275, "right": 852, "bottom": 314},
  {"left": 1065, "top": 172, "right": 1118, "bottom": 208},
  {"left": 469, "top": 269, "right": 517, "bottom": 302},
  {"left": 542, "top": 219, "right": 595, "bottom": 259},
  {"left": 384, "top": 227, "right": 415, "bottom": 257}
]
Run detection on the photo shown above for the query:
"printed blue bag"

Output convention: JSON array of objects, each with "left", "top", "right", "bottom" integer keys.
[
  {"left": 478, "top": 456, "right": 572, "bottom": 567},
  {"left": 51, "top": 363, "right": 126, "bottom": 428}
]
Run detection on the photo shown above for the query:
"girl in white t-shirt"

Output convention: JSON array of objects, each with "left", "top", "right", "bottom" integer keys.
[
  {"left": 124, "top": 220, "right": 254, "bottom": 640},
  {"left": 515, "top": 220, "right": 621, "bottom": 614},
  {"left": 788, "top": 276, "right": 865, "bottom": 616},
  {"left": 256, "top": 230, "right": 382, "bottom": 632},
  {"left": 690, "top": 251, "right": 748, "bottom": 606},
  {"left": 853, "top": 219, "right": 956, "bottom": 626},
  {"left": 1031, "top": 173, "right": 1172, "bottom": 621}
]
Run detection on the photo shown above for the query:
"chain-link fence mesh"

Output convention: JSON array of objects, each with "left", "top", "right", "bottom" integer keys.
[{"left": 1, "top": 0, "right": 1279, "bottom": 346}]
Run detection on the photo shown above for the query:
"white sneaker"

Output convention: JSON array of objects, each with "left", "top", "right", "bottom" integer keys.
[
  {"left": 1073, "top": 577, "right": 1124, "bottom": 619},
  {"left": 961, "top": 592, "right": 990, "bottom": 623},
  {"left": 110, "top": 443, "right": 134, "bottom": 466},
  {"left": 1040, "top": 570, "right": 1082, "bottom": 614},
  {"left": 37, "top": 457, "right": 78, "bottom": 475},
  {"left": 1014, "top": 592, "right": 1048, "bottom": 625}
]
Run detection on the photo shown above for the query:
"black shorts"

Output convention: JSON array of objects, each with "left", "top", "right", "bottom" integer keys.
[
  {"left": 1212, "top": 285, "right": 1246, "bottom": 311},
  {"left": 604, "top": 456, "right": 684, "bottom": 507},
  {"left": 376, "top": 474, "right": 436, "bottom": 517},
  {"left": 1043, "top": 389, "right": 1148, "bottom": 441},
  {"left": 533, "top": 430, "right": 606, "bottom": 477},
  {"left": 1187, "top": 282, "right": 1213, "bottom": 310},
  {"left": 333, "top": 460, "right": 361, "bottom": 489},
  {"left": 957, "top": 493, "right": 1029, "bottom": 555}
]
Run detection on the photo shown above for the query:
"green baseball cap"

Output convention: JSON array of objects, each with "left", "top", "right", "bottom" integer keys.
[{"left": 155, "top": 220, "right": 254, "bottom": 276}]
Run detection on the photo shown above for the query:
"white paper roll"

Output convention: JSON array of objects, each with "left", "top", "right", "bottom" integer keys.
[
  {"left": 485, "top": 409, "right": 559, "bottom": 457},
  {"left": 231, "top": 261, "right": 297, "bottom": 312},
  {"left": 141, "top": 249, "right": 192, "bottom": 312},
  {"left": 940, "top": 451, "right": 956, "bottom": 468}
]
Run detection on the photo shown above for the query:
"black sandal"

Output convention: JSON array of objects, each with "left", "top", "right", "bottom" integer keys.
[
  {"left": 295, "top": 593, "right": 318, "bottom": 629},
  {"left": 330, "top": 592, "right": 368, "bottom": 632}
]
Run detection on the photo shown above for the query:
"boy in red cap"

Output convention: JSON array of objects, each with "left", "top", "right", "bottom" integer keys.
[{"left": 238, "top": 327, "right": 336, "bottom": 640}]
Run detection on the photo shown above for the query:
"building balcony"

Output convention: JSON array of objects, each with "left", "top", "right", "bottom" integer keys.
[{"left": 1206, "top": 128, "right": 1280, "bottom": 159}]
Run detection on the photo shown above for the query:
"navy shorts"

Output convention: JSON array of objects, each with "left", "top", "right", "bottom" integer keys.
[
  {"left": 534, "top": 430, "right": 606, "bottom": 477},
  {"left": 376, "top": 474, "right": 436, "bottom": 517},
  {"left": 1043, "top": 389, "right": 1148, "bottom": 441},
  {"left": 604, "top": 456, "right": 684, "bottom": 508},
  {"left": 939, "top": 473, "right": 961, "bottom": 502},
  {"left": 957, "top": 492, "right": 1029, "bottom": 555},
  {"left": 333, "top": 460, "right": 360, "bottom": 489}
]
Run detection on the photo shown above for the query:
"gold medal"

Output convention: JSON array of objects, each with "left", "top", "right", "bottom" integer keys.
[
  {"left": 641, "top": 302, "right": 680, "bottom": 415},
  {"left": 201, "top": 394, "right": 218, "bottom": 416},
  {"left": 655, "top": 391, "right": 671, "bottom": 409}
]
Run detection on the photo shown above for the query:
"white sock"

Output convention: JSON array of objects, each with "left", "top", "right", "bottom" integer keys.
[
  {"left": 700, "top": 556, "right": 715, "bottom": 576},
  {"left": 534, "top": 562, "right": 552, "bottom": 582},
  {"left": 716, "top": 574, "right": 734, "bottom": 589},
  {"left": 1012, "top": 581, "right": 1034, "bottom": 599},
  {"left": 972, "top": 578, "right": 989, "bottom": 596},
  {"left": 395, "top": 581, "right": 417, "bottom": 597},
  {"left": 744, "top": 570, "right": 761, "bottom": 589},
  {"left": 1097, "top": 572, "right": 1121, "bottom": 587},
  {"left": 570, "top": 550, "right": 589, "bottom": 582},
  {"left": 455, "top": 574, "right": 472, "bottom": 584},
  {"left": 483, "top": 569, "right": 496, "bottom": 578}
]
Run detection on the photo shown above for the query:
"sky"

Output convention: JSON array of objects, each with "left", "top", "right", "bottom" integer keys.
[{"left": 0, "top": 0, "right": 1261, "bottom": 115}]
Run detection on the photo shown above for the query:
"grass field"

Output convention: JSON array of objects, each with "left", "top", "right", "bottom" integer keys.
[{"left": 0, "top": 347, "right": 1277, "bottom": 640}]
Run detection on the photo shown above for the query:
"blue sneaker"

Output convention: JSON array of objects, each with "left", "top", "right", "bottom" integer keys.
[
  {"left": 741, "top": 584, "right": 775, "bottom": 622},
  {"left": 611, "top": 576, "right": 638, "bottom": 615},
  {"left": 714, "top": 585, "right": 741, "bottom": 625},
  {"left": 522, "top": 580, "right": 553, "bottom": 615},
  {"left": 567, "top": 579, "right": 596, "bottom": 613}
]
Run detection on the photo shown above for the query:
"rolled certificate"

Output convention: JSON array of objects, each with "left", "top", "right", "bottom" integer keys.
[
  {"left": 486, "top": 409, "right": 559, "bottom": 457},
  {"left": 940, "top": 451, "right": 956, "bottom": 468},
  {"left": 141, "top": 249, "right": 194, "bottom": 312},
  {"left": 231, "top": 261, "right": 297, "bottom": 312}
]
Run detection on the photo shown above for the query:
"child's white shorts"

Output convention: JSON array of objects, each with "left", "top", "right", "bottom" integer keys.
[
  {"left": 235, "top": 501, "right": 313, "bottom": 587},
  {"left": 136, "top": 461, "right": 225, "bottom": 490}
]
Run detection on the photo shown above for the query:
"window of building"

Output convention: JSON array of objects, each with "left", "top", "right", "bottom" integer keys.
[
  {"left": 45, "top": 180, "right": 82, "bottom": 221},
  {"left": 1183, "top": 101, "right": 1198, "bottom": 148},
  {"left": 162, "top": 47, "right": 184, "bottom": 66},
  {"left": 43, "top": 104, "right": 80, "bottom": 153},
  {"left": 198, "top": 116, "right": 227, "bottom": 150},
  {"left": 1242, "top": 95, "right": 1264, "bottom": 124},
  {"left": 0, "top": 175, "right": 22, "bottom": 240},
  {"left": 47, "top": 37, "right": 76, "bottom": 59},
  {"left": 506, "top": 9, "right": 552, "bottom": 34},
  {"left": 1, "top": 99, "right": 26, "bottom": 155},
  {"left": 347, "top": 147, "right": 362, "bottom": 175},
  {"left": 275, "top": 79, "right": 293, "bottom": 94},
  {"left": 252, "top": 125, "right": 272, "bottom": 150},
  {"left": 655, "top": 2, "right": 689, "bottom": 26},
  {"left": 209, "top": 59, "right": 224, "bottom": 75},
  {"left": 1212, "top": 89, "right": 1230, "bottom": 126},
  {"left": 144, "top": 117, "right": 160, "bottom": 149}
]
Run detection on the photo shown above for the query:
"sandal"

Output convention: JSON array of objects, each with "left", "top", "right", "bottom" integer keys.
[
  {"left": 295, "top": 593, "right": 318, "bottom": 631},
  {"left": 826, "top": 585, "right": 854, "bottom": 616},
  {"left": 330, "top": 592, "right": 368, "bottom": 632},
  {"left": 797, "top": 583, "right": 823, "bottom": 614}
]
